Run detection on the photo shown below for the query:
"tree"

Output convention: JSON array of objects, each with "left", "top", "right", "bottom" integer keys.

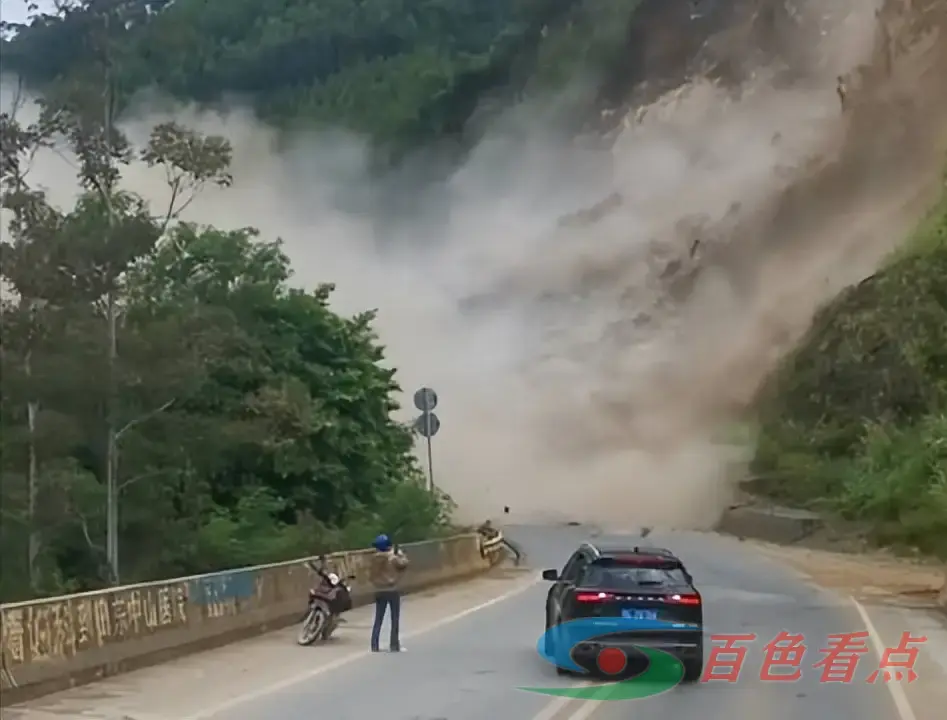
[
  {"left": 0, "top": 0, "right": 451, "bottom": 603},
  {"left": 1, "top": 30, "right": 232, "bottom": 586},
  {"left": 0, "top": 0, "right": 640, "bottom": 157}
]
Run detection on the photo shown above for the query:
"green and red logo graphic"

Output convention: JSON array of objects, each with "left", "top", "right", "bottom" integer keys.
[{"left": 521, "top": 617, "right": 692, "bottom": 701}]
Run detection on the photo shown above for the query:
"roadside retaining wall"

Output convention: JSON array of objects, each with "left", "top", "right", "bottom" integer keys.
[
  {"left": 0, "top": 531, "right": 505, "bottom": 705},
  {"left": 716, "top": 503, "right": 824, "bottom": 544}
]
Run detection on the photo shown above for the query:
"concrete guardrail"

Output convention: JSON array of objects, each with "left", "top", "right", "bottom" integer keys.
[
  {"left": 716, "top": 503, "right": 824, "bottom": 544},
  {"left": 0, "top": 531, "right": 507, "bottom": 705},
  {"left": 719, "top": 505, "right": 947, "bottom": 614}
]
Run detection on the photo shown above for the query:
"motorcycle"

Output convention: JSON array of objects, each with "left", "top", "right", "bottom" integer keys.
[{"left": 297, "top": 560, "right": 355, "bottom": 646}]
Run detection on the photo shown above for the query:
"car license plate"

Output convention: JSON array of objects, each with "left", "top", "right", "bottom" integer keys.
[{"left": 622, "top": 609, "right": 657, "bottom": 621}]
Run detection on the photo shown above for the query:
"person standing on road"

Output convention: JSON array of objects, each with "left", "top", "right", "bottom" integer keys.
[{"left": 368, "top": 533, "right": 409, "bottom": 652}]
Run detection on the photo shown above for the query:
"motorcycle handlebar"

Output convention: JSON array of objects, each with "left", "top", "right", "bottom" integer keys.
[
  {"left": 305, "top": 560, "right": 328, "bottom": 576},
  {"left": 305, "top": 560, "right": 356, "bottom": 582}
]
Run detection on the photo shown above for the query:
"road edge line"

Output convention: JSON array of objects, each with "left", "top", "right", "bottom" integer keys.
[
  {"left": 184, "top": 575, "right": 543, "bottom": 719},
  {"left": 850, "top": 596, "right": 918, "bottom": 720}
]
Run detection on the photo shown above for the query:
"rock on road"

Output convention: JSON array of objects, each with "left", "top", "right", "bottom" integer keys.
[{"left": 8, "top": 525, "right": 947, "bottom": 720}]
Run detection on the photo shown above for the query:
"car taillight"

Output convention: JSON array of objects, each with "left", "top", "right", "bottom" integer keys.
[
  {"left": 667, "top": 593, "right": 701, "bottom": 605},
  {"left": 575, "top": 592, "right": 615, "bottom": 603}
]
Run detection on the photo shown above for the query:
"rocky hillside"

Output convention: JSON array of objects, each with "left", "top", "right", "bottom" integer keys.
[
  {"left": 1, "top": 0, "right": 944, "bottom": 569},
  {"left": 752, "top": 166, "right": 946, "bottom": 557},
  {"left": 0, "top": 0, "right": 804, "bottom": 162}
]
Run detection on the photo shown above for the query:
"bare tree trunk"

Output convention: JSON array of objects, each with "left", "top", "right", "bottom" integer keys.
[
  {"left": 10, "top": 94, "right": 43, "bottom": 592},
  {"left": 102, "top": 9, "right": 121, "bottom": 586},
  {"left": 25, "top": 348, "right": 40, "bottom": 593},
  {"left": 105, "top": 291, "right": 119, "bottom": 585}
]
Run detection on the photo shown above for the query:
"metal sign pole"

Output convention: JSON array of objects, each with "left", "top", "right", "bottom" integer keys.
[
  {"left": 425, "top": 418, "right": 435, "bottom": 493},
  {"left": 413, "top": 386, "right": 440, "bottom": 494}
]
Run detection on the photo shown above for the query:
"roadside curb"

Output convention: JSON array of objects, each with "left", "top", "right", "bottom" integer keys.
[
  {"left": 716, "top": 503, "right": 824, "bottom": 544},
  {"left": 0, "top": 533, "right": 504, "bottom": 707}
]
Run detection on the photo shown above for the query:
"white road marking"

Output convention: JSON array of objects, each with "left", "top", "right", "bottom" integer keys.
[
  {"left": 184, "top": 575, "right": 543, "bottom": 720},
  {"left": 530, "top": 695, "right": 578, "bottom": 720},
  {"left": 850, "top": 596, "right": 919, "bottom": 720},
  {"left": 568, "top": 700, "right": 609, "bottom": 720},
  {"left": 529, "top": 679, "right": 618, "bottom": 720},
  {"left": 561, "top": 680, "right": 621, "bottom": 720},
  {"left": 549, "top": 596, "right": 926, "bottom": 720}
]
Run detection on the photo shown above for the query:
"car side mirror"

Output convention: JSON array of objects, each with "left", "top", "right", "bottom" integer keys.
[{"left": 542, "top": 569, "right": 559, "bottom": 581}]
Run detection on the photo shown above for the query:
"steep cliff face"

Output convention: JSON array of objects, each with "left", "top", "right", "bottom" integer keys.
[
  {"left": 4, "top": 1, "right": 941, "bottom": 532},
  {"left": 744, "top": 1, "right": 946, "bottom": 554},
  {"left": 597, "top": 0, "right": 805, "bottom": 121},
  {"left": 462, "top": 0, "right": 867, "bottom": 321},
  {"left": 436, "top": 0, "right": 947, "bottom": 525}
]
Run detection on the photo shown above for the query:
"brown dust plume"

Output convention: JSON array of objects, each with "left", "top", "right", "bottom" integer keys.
[{"left": 2, "top": 0, "right": 944, "bottom": 529}]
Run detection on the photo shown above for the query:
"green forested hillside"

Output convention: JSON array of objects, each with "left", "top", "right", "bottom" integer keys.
[
  {"left": 1, "top": 0, "right": 943, "bottom": 607},
  {"left": 0, "top": 0, "right": 662, "bottom": 602},
  {"left": 1, "top": 0, "right": 639, "bottom": 153},
  {"left": 751, "top": 168, "right": 947, "bottom": 557},
  {"left": 0, "top": 0, "right": 652, "bottom": 599},
  {"left": 1, "top": 0, "right": 491, "bottom": 603}
]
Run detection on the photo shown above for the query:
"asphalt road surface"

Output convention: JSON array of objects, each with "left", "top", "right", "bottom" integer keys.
[{"left": 10, "top": 525, "right": 946, "bottom": 720}]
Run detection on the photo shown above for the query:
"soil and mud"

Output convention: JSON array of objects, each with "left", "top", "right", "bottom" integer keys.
[
  {"left": 711, "top": 0, "right": 947, "bottom": 603},
  {"left": 752, "top": 539, "right": 946, "bottom": 609},
  {"left": 467, "top": 0, "right": 945, "bottom": 527}
]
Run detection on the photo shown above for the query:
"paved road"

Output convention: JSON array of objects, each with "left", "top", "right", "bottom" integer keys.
[{"left": 9, "top": 525, "right": 944, "bottom": 720}]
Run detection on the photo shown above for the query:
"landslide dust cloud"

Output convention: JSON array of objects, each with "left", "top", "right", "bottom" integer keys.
[{"left": 2, "top": 0, "right": 943, "bottom": 529}]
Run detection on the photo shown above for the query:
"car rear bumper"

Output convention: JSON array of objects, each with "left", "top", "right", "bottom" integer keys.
[{"left": 572, "top": 631, "right": 703, "bottom": 662}]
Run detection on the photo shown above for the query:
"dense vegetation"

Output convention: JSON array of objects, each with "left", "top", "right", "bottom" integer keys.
[
  {"left": 751, "top": 165, "right": 947, "bottom": 557},
  {"left": 0, "top": 0, "right": 662, "bottom": 603},
  {"left": 3, "top": 0, "right": 941, "bottom": 604},
  {"left": 0, "top": 0, "right": 456, "bottom": 603},
  {"left": 0, "top": 0, "right": 640, "bottom": 158}
]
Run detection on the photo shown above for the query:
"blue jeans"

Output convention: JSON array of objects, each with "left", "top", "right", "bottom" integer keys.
[{"left": 370, "top": 590, "right": 401, "bottom": 651}]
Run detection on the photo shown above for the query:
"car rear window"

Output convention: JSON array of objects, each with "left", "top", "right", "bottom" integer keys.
[{"left": 580, "top": 563, "right": 690, "bottom": 590}]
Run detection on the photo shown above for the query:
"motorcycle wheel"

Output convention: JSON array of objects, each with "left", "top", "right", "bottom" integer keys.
[
  {"left": 321, "top": 616, "right": 338, "bottom": 641},
  {"left": 297, "top": 606, "right": 327, "bottom": 646}
]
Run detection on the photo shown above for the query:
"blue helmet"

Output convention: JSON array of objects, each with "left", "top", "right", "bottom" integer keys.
[{"left": 373, "top": 534, "right": 391, "bottom": 551}]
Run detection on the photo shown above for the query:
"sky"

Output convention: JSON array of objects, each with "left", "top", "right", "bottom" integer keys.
[{"left": 1, "top": 0, "right": 53, "bottom": 26}]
